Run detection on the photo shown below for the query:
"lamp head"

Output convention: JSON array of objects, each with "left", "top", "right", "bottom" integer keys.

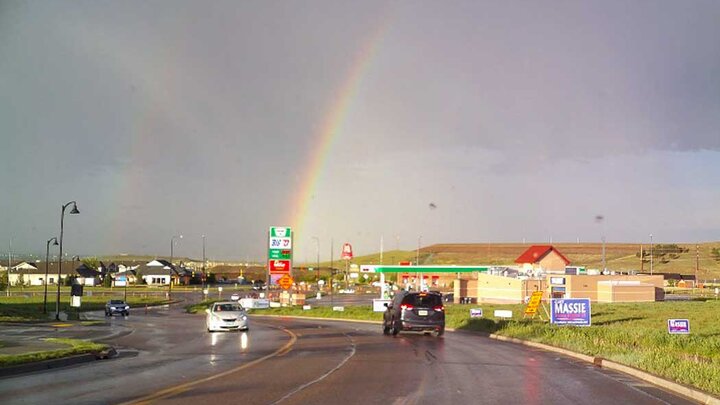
[
  {"left": 69, "top": 202, "right": 80, "bottom": 214},
  {"left": 52, "top": 239, "right": 59, "bottom": 246}
]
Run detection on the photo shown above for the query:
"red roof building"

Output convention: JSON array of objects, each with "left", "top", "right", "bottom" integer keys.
[{"left": 515, "top": 245, "right": 571, "bottom": 274}]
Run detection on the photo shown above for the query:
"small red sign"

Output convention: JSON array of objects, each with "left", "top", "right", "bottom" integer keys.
[
  {"left": 269, "top": 259, "right": 291, "bottom": 273},
  {"left": 399, "top": 261, "right": 411, "bottom": 266},
  {"left": 341, "top": 243, "right": 353, "bottom": 260}
]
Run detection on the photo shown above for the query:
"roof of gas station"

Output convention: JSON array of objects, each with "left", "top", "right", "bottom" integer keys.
[{"left": 367, "top": 265, "right": 490, "bottom": 273}]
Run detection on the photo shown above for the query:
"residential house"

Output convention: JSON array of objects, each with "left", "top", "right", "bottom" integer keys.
[
  {"left": 139, "top": 259, "right": 177, "bottom": 285},
  {"left": 9, "top": 262, "right": 78, "bottom": 286},
  {"left": 74, "top": 264, "right": 101, "bottom": 286}
]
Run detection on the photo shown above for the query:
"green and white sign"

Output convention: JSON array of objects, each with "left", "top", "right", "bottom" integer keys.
[{"left": 268, "top": 226, "right": 293, "bottom": 266}]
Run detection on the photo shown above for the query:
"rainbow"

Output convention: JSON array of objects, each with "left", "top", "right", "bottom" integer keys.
[{"left": 288, "top": 19, "right": 390, "bottom": 239}]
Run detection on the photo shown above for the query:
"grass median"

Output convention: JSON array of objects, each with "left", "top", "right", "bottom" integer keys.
[
  {"left": 0, "top": 338, "right": 108, "bottom": 367},
  {"left": 0, "top": 295, "right": 171, "bottom": 322},
  {"left": 187, "top": 299, "right": 720, "bottom": 396}
]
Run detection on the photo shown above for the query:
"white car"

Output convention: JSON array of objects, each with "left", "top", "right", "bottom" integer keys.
[
  {"left": 205, "top": 301, "right": 249, "bottom": 332},
  {"left": 230, "top": 293, "right": 240, "bottom": 301}
]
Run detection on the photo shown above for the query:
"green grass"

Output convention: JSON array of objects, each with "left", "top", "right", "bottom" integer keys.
[
  {"left": 0, "top": 338, "right": 108, "bottom": 367},
  {"left": 186, "top": 299, "right": 720, "bottom": 396},
  {"left": 0, "top": 295, "right": 171, "bottom": 322}
]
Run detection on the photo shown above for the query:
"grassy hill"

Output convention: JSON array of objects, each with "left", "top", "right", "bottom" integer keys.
[{"left": 311, "top": 243, "right": 720, "bottom": 281}]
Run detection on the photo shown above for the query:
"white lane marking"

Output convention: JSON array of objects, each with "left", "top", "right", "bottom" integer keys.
[{"left": 271, "top": 333, "right": 357, "bottom": 404}]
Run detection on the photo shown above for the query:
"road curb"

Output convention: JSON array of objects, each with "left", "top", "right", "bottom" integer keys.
[
  {"left": 0, "top": 348, "right": 118, "bottom": 379},
  {"left": 255, "top": 314, "right": 720, "bottom": 404},
  {"left": 0, "top": 353, "right": 95, "bottom": 378}
]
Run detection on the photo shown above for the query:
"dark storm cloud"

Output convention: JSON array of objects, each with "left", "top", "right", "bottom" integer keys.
[{"left": 1, "top": 1, "right": 719, "bottom": 259}]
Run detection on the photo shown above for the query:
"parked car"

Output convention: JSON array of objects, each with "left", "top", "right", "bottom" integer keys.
[
  {"left": 105, "top": 299, "right": 130, "bottom": 317},
  {"left": 206, "top": 301, "right": 249, "bottom": 332},
  {"left": 443, "top": 293, "right": 454, "bottom": 303},
  {"left": 252, "top": 281, "right": 266, "bottom": 290},
  {"left": 382, "top": 291, "right": 445, "bottom": 336},
  {"left": 230, "top": 293, "right": 240, "bottom": 301}
]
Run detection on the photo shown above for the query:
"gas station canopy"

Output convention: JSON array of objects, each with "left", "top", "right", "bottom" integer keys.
[{"left": 364, "top": 265, "right": 490, "bottom": 273}]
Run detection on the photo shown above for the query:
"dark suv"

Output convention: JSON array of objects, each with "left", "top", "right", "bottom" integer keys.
[{"left": 383, "top": 291, "right": 445, "bottom": 336}]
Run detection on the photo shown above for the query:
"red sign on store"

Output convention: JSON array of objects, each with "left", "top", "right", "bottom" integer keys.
[
  {"left": 269, "top": 259, "right": 291, "bottom": 273},
  {"left": 341, "top": 243, "right": 353, "bottom": 260}
]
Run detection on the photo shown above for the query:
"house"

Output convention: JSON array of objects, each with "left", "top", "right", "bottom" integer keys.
[
  {"left": 139, "top": 259, "right": 177, "bottom": 285},
  {"left": 514, "top": 245, "right": 571, "bottom": 274},
  {"left": 112, "top": 270, "right": 137, "bottom": 286},
  {"left": 74, "top": 264, "right": 101, "bottom": 286},
  {"left": 11, "top": 261, "right": 39, "bottom": 271},
  {"left": 9, "top": 262, "right": 79, "bottom": 286}
]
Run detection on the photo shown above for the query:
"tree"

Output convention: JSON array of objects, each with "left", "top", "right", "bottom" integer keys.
[
  {"left": 103, "top": 273, "right": 112, "bottom": 288},
  {"left": 711, "top": 247, "right": 720, "bottom": 262},
  {"left": 81, "top": 257, "right": 99, "bottom": 270}
]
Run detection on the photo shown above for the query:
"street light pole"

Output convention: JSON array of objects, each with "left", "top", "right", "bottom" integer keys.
[
  {"left": 202, "top": 234, "right": 206, "bottom": 290},
  {"left": 169, "top": 234, "right": 182, "bottom": 298},
  {"left": 417, "top": 235, "right": 422, "bottom": 290},
  {"left": 44, "top": 237, "right": 58, "bottom": 314},
  {"left": 56, "top": 201, "right": 79, "bottom": 321},
  {"left": 330, "top": 238, "right": 334, "bottom": 308},
  {"left": 650, "top": 234, "right": 654, "bottom": 275},
  {"left": 312, "top": 237, "right": 320, "bottom": 283},
  {"left": 5, "top": 239, "right": 10, "bottom": 297}
]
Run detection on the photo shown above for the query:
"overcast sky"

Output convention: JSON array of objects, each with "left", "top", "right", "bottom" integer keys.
[{"left": 1, "top": 1, "right": 719, "bottom": 262}]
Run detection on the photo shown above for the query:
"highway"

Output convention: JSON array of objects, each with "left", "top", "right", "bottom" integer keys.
[{"left": 0, "top": 298, "right": 698, "bottom": 405}]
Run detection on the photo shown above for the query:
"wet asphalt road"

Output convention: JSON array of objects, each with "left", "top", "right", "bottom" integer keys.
[{"left": 0, "top": 296, "right": 699, "bottom": 405}]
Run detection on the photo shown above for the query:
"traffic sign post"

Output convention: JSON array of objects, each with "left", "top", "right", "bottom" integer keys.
[
  {"left": 278, "top": 274, "right": 294, "bottom": 290},
  {"left": 341, "top": 243, "right": 352, "bottom": 290},
  {"left": 268, "top": 227, "right": 293, "bottom": 294}
]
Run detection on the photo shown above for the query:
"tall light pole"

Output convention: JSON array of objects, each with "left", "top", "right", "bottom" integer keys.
[
  {"left": 56, "top": 201, "right": 80, "bottom": 321},
  {"left": 595, "top": 215, "right": 606, "bottom": 273},
  {"left": 6, "top": 238, "right": 11, "bottom": 297},
  {"left": 169, "top": 234, "right": 182, "bottom": 298},
  {"left": 312, "top": 237, "right": 320, "bottom": 283},
  {"left": 417, "top": 235, "right": 422, "bottom": 290},
  {"left": 650, "top": 234, "right": 654, "bottom": 275},
  {"left": 44, "top": 237, "right": 58, "bottom": 314},
  {"left": 202, "top": 234, "right": 206, "bottom": 290}
]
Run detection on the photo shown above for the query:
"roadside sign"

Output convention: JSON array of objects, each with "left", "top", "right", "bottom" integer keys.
[
  {"left": 269, "top": 249, "right": 292, "bottom": 260},
  {"left": 269, "top": 236, "right": 292, "bottom": 249},
  {"left": 270, "top": 227, "right": 291, "bottom": 237},
  {"left": 668, "top": 319, "right": 690, "bottom": 334},
  {"left": 470, "top": 308, "right": 483, "bottom": 318},
  {"left": 278, "top": 274, "right": 294, "bottom": 290},
  {"left": 524, "top": 291, "right": 544, "bottom": 315},
  {"left": 268, "top": 226, "right": 293, "bottom": 277},
  {"left": 494, "top": 310, "right": 512, "bottom": 319},
  {"left": 341, "top": 243, "right": 353, "bottom": 260},
  {"left": 550, "top": 298, "right": 591, "bottom": 326},
  {"left": 269, "top": 260, "right": 291, "bottom": 273}
]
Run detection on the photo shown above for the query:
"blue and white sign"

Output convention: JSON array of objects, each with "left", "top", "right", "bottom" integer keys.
[
  {"left": 470, "top": 308, "right": 483, "bottom": 318},
  {"left": 667, "top": 319, "right": 690, "bottom": 334},
  {"left": 550, "top": 298, "right": 591, "bottom": 326}
]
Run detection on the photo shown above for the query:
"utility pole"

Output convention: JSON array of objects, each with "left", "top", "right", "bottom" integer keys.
[
  {"left": 696, "top": 244, "right": 699, "bottom": 287},
  {"left": 330, "top": 238, "right": 334, "bottom": 308},
  {"left": 640, "top": 244, "right": 644, "bottom": 273},
  {"left": 650, "top": 234, "right": 654, "bottom": 275},
  {"left": 6, "top": 239, "right": 11, "bottom": 297}
]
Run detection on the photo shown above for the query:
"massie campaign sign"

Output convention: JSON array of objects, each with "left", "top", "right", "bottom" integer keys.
[{"left": 550, "top": 298, "right": 591, "bottom": 326}]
